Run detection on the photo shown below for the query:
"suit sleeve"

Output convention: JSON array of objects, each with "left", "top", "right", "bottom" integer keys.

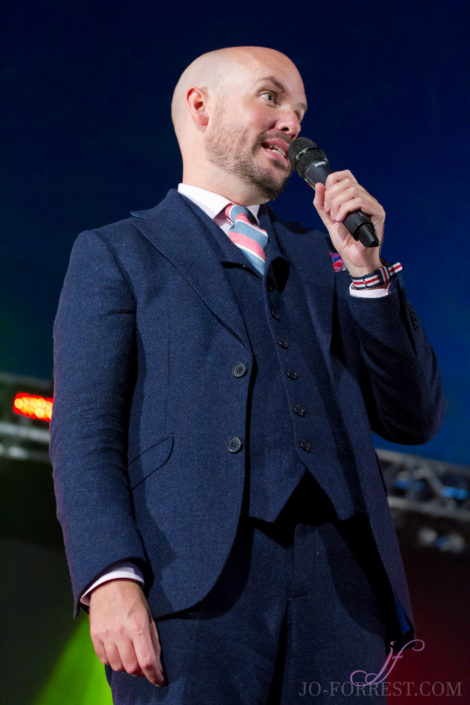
[
  {"left": 50, "top": 229, "right": 148, "bottom": 615},
  {"left": 340, "top": 275, "right": 445, "bottom": 444}
]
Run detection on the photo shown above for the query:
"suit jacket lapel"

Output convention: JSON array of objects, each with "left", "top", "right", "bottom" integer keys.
[
  {"left": 131, "top": 190, "right": 251, "bottom": 350},
  {"left": 132, "top": 191, "right": 334, "bottom": 356}
]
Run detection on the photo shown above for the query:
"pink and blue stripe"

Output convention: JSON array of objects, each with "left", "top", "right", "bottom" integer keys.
[{"left": 225, "top": 204, "right": 268, "bottom": 275}]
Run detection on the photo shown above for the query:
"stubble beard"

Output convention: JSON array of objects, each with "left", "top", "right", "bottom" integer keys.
[{"left": 205, "top": 115, "right": 291, "bottom": 201}]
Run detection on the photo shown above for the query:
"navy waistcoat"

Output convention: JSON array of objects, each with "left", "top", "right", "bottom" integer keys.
[{"left": 192, "top": 202, "right": 365, "bottom": 522}]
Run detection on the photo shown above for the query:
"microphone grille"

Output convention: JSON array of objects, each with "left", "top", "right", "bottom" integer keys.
[{"left": 288, "top": 137, "right": 325, "bottom": 179}]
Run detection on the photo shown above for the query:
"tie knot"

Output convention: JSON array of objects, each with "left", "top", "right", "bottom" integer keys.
[
  {"left": 225, "top": 203, "right": 253, "bottom": 224},
  {"left": 224, "top": 203, "right": 268, "bottom": 276}
]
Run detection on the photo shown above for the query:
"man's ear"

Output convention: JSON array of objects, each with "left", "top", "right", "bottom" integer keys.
[{"left": 186, "top": 87, "right": 210, "bottom": 129}]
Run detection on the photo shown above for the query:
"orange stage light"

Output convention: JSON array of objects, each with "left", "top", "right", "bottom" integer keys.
[{"left": 13, "top": 393, "right": 53, "bottom": 422}]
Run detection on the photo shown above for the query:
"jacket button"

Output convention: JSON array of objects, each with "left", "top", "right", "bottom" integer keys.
[
  {"left": 271, "top": 309, "right": 281, "bottom": 321},
  {"left": 278, "top": 339, "right": 289, "bottom": 349},
  {"left": 300, "top": 439, "right": 311, "bottom": 452},
  {"left": 286, "top": 369, "right": 299, "bottom": 380},
  {"left": 232, "top": 362, "right": 247, "bottom": 378},
  {"left": 293, "top": 405, "right": 305, "bottom": 417},
  {"left": 227, "top": 436, "right": 243, "bottom": 453}
]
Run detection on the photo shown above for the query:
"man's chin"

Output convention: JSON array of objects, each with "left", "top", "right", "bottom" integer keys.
[
  {"left": 255, "top": 170, "right": 290, "bottom": 200},
  {"left": 227, "top": 153, "right": 291, "bottom": 200}
]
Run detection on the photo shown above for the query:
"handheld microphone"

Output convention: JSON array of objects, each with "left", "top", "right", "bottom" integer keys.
[{"left": 288, "top": 137, "right": 379, "bottom": 248}]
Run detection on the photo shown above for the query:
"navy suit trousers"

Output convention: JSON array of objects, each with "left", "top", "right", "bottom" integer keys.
[{"left": 107, "top": 475, "right": 392, "bottom": 704}]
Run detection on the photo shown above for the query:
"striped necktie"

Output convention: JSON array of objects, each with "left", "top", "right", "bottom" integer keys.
[{"left": 224, "top": 204, "right": 268, "bottom": 275}]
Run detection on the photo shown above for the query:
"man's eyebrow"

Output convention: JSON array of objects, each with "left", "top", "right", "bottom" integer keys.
[
  {"left": 257, "top": 76, "right": 285, "bottom": 92},
  {"left": 257, "top": 75, "right": 308, "bottom": 114}
]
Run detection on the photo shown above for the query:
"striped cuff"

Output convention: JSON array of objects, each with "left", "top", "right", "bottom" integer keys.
[{"left": 350, "top": 262, "right": 402, "bottom": 290}]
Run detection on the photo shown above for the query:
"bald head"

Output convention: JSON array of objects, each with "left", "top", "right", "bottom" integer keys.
[
  {"left": 172, "top": 46, "right": 307, "bottom": 203},
  {"left": 171, "top": 48, "right": 229, "bottom": 139},
  {"left": 171, "top": 46, "right": 304, "bottom": 141}
]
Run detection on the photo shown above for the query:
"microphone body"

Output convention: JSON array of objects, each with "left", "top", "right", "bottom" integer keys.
[{"left": 288, "top": 137, "right": 379, "bottom": 248}]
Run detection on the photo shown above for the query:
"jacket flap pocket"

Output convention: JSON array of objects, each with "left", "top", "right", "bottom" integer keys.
[{"left": 128, "top": 435, "right": 174, "bottom": 490}]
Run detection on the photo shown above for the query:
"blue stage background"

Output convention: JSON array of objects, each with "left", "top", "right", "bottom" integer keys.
[{"left": 1, "top": 0, "right": 468, "bottom": 464}]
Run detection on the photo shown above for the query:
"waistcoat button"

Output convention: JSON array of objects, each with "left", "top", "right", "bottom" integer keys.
[
  {"left": 299, "top": 439, "right": 311, "bottom": 452},
  {"left": 226, "top": 436, "right": 243, "bottom": 453},
  {"left": 293, "top": 405, "right": 305, "bottom": 416},
  {"left": 286, "top": 369, "right": 299, "bottom": 380},
  {"left": 232, "top": 362, "right": 247, "bottom": 378}
]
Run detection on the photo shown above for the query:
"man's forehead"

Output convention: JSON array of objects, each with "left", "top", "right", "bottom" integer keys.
[
  {"left": 230, "top": 48, "right": 303, "bottom": 81},
  {"left": 226, "top": 53, "right": 307, "bottom": 109}
]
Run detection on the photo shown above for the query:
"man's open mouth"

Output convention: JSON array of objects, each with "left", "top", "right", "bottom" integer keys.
[{"left": 261, "top": 140, "right": 289, "bottom": 162}]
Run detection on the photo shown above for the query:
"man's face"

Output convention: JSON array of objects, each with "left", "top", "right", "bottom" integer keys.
[{"left": 204, "top": 53, "right": 307, "bottom": 201}]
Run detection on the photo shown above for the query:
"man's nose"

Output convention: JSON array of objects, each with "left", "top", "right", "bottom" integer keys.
[{"left": 275, "top": 110, "right": 301, "bottom": 140}]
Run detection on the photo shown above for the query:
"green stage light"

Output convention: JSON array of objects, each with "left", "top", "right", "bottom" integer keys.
[{"left": 34, "top": 617, "right": 112, "bottom": 705}]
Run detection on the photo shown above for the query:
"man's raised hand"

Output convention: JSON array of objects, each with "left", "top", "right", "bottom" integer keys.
[{"left": 313, "top": 170, "right": 385, "bottom": 277}]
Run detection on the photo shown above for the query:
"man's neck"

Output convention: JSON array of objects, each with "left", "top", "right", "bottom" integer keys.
[
  {"left": 181, "top": 172, "right": 269, "bottom": 207},
  {"left": 177, "top": 183, "right": 261, "bottom": 222}
]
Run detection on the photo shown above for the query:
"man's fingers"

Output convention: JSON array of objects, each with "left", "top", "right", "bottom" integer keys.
[
  {"left": 105, "top": 643, "right": 125, "bottom": 673},
  {"left": 133, "top": 619, "right": 165, "bottom": 686},
  {"left": 324, "top": 169, "right": 358, "bottom": 187},
  {"left": 91, "top": 636, "right": 109, "bottom": 666},
  {"left": 313, "top": 183, "right": 336, "bottom": 230},
  {"left": 149, "top": 618, "right": 162, "bottom": 653},
  {"left": 117, "top": 639, "right": 146, "bottom": 677},
  {"left": 330, "top": 195, "right": 364, "bottom": 223},
  {"left": 313, "top": 182, "right": 328, "bottom": 219},
  {"left": 91, "top": 624, "right": 160, "bottom": 684},
  {"left": 89, "top": 579, "right": 165, "bottom": 686},
  {"left": 150, "top": 618, "right": 165, "bottom": 682},
  {"left": 91, "top": 633, "right": 146, "bottom": 678},
  {"left": 324, "top": 183, "right": 360, "bottom": 216},
  {"left": 313, "top": 182, "right": 325, "bottom": 207}
]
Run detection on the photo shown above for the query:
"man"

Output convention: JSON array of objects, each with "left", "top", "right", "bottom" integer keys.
[{"left": 51, "top": 46, "right": 444, "bottom": 704}]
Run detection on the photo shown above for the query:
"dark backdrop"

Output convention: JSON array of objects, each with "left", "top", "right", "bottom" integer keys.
[
  {"left": 1, "top": 0, "right": 468, "bottom": 463},
  {"left": 1, "top": 3, "right": 469, "bottom": 704}
]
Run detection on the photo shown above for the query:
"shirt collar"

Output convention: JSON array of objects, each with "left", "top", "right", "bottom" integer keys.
[{"left": 178, "top": 183, "right": 261, "bottom": 222}]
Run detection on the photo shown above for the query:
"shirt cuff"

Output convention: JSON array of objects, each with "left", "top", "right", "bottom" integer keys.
[
  {"left": 80, "top": 562, "right": 145, "bottom": 605},
  {"left": 349, "top": 281, "right": 393, "bottom": 298}
]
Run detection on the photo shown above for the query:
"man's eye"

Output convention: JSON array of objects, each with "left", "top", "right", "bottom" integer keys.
[{"left": 261, "top": 91, "right": 276, "bottom": 103}]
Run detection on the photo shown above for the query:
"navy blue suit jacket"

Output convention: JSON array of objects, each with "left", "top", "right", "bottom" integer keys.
[{"left": 50, "top": 189, "right": 444, "bottom": 633}]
